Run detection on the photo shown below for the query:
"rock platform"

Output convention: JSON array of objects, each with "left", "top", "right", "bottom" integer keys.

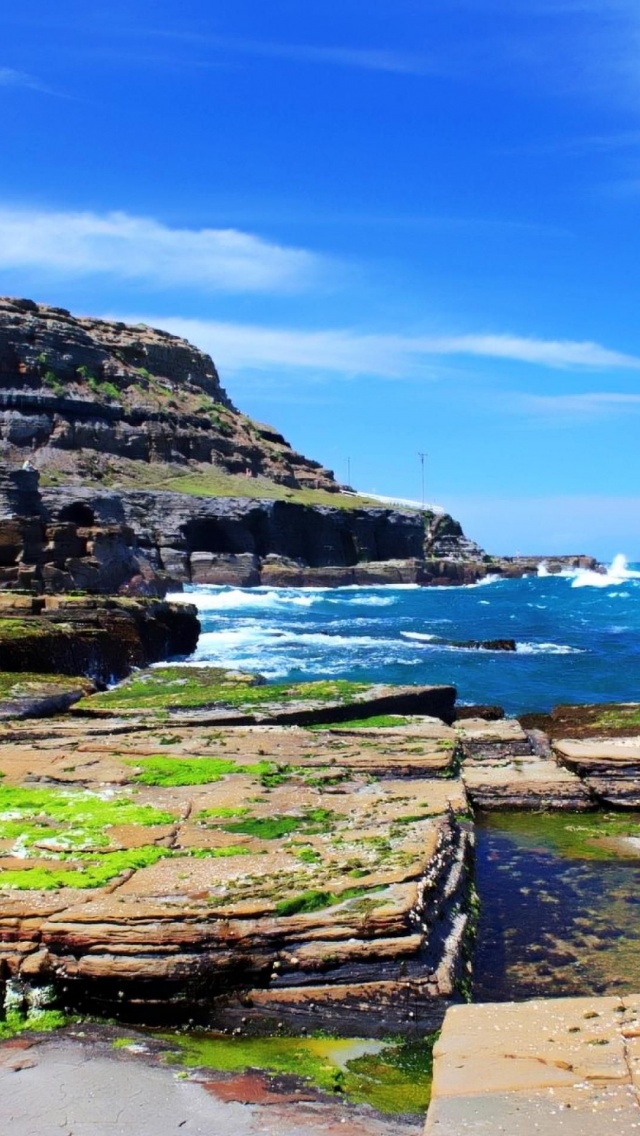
[
  {"left": 2, "top": 677, "right": 640, "bottom": 1136},
  {"left": 425, "top": 993, "right": 640, "bottom": 1134},
  {"left": 2, "top": 676, "right": 640, "bottom": 1034},
  {"left": 0, "top": 679, "right": 471, "bottom": 1033}
]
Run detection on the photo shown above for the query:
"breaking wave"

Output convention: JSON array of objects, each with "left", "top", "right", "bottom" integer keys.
[
  {"left": 515, "top": 642, "right": 585, "bottom": 655},
  {"left": 570, "top": 554, "right": 640, "bottom": 589}
]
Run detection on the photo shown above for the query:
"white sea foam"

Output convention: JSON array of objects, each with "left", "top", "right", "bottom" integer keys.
[
  {"left": 194, "top": 627, "right": 392, "bottom": 656},
  {"left": 535, "top": 562, "right": 578, "bottom": 580},
  {"left": 188, "top": 588, "right": 322, "bottom": 611},
  {"left": 571, "top": 553, "right": 640, "bottom": 589},
  {"left": 516, "top": 642, "right": 584, "bottom": 655},
  {"left": 181, "top": 586, "right": 403, "bottom": 612},
  {"left": 400, "top": 631, "right": 439, "bottom": 642}
]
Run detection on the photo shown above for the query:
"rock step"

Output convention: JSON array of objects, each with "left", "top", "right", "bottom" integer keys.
[
  {"left": 553, "top": 738, "right": 640, "bottom": 808},
  {"left": 457, "top": 718, "right": 593, "bottom": 810},
  {"left": 425, "top": 993, "right": 640, "bottom": 1134}
]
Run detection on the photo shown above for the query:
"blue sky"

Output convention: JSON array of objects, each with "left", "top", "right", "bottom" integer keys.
[{"left": 1, "top": 0, "right": 640, "bottom": 558}]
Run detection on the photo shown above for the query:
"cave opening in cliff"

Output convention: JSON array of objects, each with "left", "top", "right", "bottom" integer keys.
[
  {"left": 182, "top": 517, "right": 253, "bottom": 555},
  {"left": 58, "top": 502, "right": 95, "bottom": 526}
]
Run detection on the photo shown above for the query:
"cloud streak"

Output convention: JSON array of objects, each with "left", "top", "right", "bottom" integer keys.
[
  {"left": 125, "top": 316, "right": 640, "bottom": 379},
  {"left": 0, "top": 67, "right": 52, "bottom": 94},
  {"left": 149, "top": 31, "right": 440, "bottom": 77},
  {"left": 0, "top": 207, "right": 321, "bottom": 293},
  {"left": 517, "top": 391, "right": 640, "bottom": 417}
]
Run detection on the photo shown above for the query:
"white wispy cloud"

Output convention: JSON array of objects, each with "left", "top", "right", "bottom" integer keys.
[
  {"left": 150, "top": 31, "right": 440, "bottom": 77},
  {"left": 0, "top": 67, "right": 52, "bottom": 93},
  {"left": 0, "top": 206, "right": 321, "bottom": 293},
  {"left": 124, "top": 317, "right": 640, "bottom": 379},
  {"left": 436, "top": 335, "right": 640, "bottom": 369},
  {"left": 517, "top": 391, "right": 640, "bottom": 416}
]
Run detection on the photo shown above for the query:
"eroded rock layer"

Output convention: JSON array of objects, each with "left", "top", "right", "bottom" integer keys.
[
  {"left": 0, "top": 706, "right": 471, "bottom": 1034},
  {"left": 0, "top": 298, "right": 339, "bottom": 490}
]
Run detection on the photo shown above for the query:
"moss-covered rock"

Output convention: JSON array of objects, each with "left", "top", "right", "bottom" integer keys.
[{"left": 0, "top": 596, "right": 199, "bottom": 685}]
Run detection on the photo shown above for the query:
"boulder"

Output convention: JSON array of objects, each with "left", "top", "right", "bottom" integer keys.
[{"left": 190, "top": 551, "right": 260, "bottom": 586}]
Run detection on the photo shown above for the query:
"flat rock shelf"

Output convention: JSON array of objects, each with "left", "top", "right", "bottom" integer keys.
[
  {"left": 0, "top": 676, "right": 470, "bottom": 1034},
  {"left": 426, "top": 994, "right": 640, "bottom": 1135},
  {"left": 4, "top": 676, "right": 640, "bottom": 1134}
]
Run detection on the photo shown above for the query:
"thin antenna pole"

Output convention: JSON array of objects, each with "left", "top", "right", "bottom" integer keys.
[
  {"left": 418, "top": 452, "right": 427, "bottom": 508},
  {"left": 347, "top": 456, "right": 351, "bottom": 485}
]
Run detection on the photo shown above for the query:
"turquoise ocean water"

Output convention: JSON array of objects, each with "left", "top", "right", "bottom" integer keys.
[{"left": 174, "top": 555, "right": 640, "bottom": 715}]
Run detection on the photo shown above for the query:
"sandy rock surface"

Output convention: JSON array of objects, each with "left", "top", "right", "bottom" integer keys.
[{"left": 425, "top": 993, "right": 640, "bottom": 1135}]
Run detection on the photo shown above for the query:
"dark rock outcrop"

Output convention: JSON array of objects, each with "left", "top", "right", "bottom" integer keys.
[{"left": 0, "top": 594, "right": 200, "bottom": 683}]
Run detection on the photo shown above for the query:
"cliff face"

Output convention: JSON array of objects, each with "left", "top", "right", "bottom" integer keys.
[
  {"left": 0, "top": 297, "right": 337, "bottom": 491},
  {"left": 0, "top": 298, "right": 496, "bottom": 590}
]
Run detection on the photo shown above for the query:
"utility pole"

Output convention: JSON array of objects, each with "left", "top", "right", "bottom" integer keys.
[
  {"left": 347, "top": 456, "right": 351, "bottom": 486},
  {"left": 418, "top": 452, "right": 427, "bottom": 508}
]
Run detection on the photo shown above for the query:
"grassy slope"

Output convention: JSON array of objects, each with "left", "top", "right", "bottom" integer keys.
[{"left": 40, "top": 459, "right": 402, "bottom": 511}]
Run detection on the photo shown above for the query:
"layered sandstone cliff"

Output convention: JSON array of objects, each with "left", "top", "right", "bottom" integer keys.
[
  {"left": 0, "top": 297, "right": 337, "bottom": 490},
  {"left": 0, "top": 298, "right": 596, "bottom": 591}
]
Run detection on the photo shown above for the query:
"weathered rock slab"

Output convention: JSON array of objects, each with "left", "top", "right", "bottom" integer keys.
[
  {"left": 425, "top": 994, "right": 640, "bottom": 1135},
  {"left": 0, "top": 714, "right": 471, "bottom": 1032},
  {"left": 554, "top": 737, "right": 640, "bottom": 807},
  {"left": 457, "top": 719, "right": 592, "bottom": 810},
  {"left": 0, "top": 675, "right": 95, "bottom": 719}
]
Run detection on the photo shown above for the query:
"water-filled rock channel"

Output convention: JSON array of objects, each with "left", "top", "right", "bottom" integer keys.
[{"left": 473, "top": 810, "right": 640, "bottom": 1002}]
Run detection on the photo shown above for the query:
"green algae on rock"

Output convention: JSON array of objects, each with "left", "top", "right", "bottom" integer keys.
[
  {"left": 161, "top": 1031, "right": 437, "bottom": 1115},
  {"left": 0, "top": 845, "right": 172, "bottom": 890},
  {"left": 129, "top": 755, "right": 277, "bottom": 786},
  {"left": 0, "top": 1007, "right": 71, "bottom": 1040},
  {"left": 0, "top": 785, "right": 178, "bottom": 889},
  {"left": 308, "top": 715, "right": 412, "bottom": 731},
  {"left": 479, "top": 809, "right": 640, "bottom": 861},
  {"left": 0, "top": 785, "right": 175, "bottom": 846},
  {"left": 76, "top": 669, "right": 367, "bottom": 714}
]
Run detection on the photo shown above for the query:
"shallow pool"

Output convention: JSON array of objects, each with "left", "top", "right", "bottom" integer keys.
[{"left": 473, "top": 811, "right": 640, "bottom": 1001}]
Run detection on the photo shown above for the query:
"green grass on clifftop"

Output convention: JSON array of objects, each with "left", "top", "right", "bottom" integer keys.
[
  {"left": 43, "top": 460, "right": 384, "bottom": 510},
  {"left": 156, "top": 470, "right": 381, "bottom": 509}
]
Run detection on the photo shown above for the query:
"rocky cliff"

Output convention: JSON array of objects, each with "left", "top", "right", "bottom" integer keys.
[
  {"left": 0, "top": 297, "right": 499, "bottom": 589},
  {"left": 0, "top": 297, "right": 337, "bottom": 491},
  {"left": 0, "top": 297, "right": 591, "bottom": 591}
]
